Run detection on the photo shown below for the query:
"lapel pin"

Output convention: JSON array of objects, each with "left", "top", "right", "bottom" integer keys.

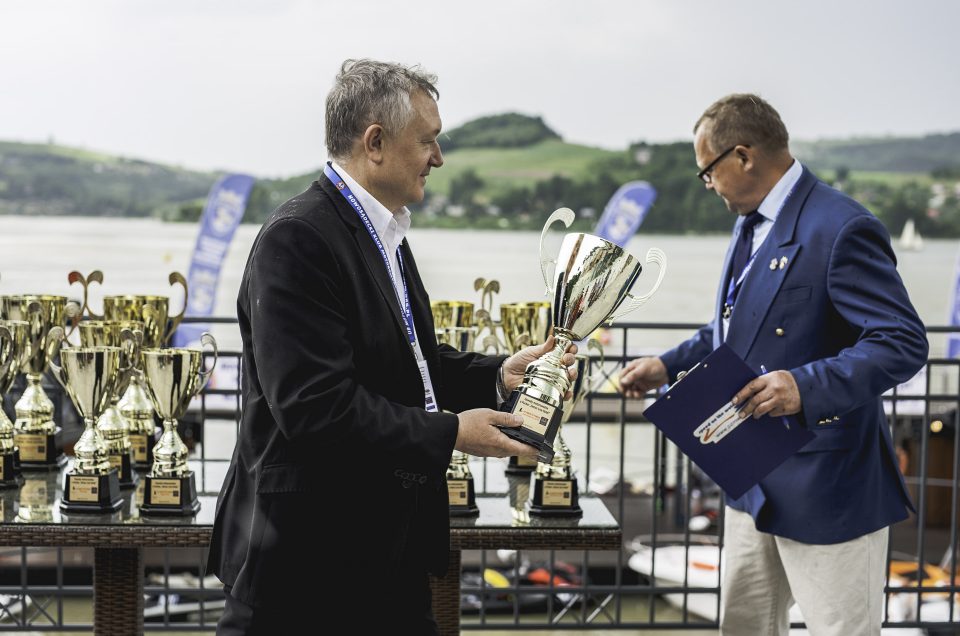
[
  {"left": 769, "top": 258, "right": 778, "bottom": 271},
  {"left": 779, "top": 256, "right": 788, "bottom": 270}
]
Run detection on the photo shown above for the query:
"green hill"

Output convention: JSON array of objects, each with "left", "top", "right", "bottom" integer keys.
[{"left": 2, "top": 116, "right": 960, "bottom": 236}]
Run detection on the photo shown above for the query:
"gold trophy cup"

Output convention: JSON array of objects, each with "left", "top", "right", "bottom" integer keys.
[
  {"left": 103, "top": 273, "right": 188, "bottom": 467},
  {"left": 0, "top": 320, "right": 29, "bottom": 487},
  {"left": 47, "top": 330, "right": 127, "bottom": 514},
  {"left": 139, "top": 333, "right": 216, "bottom": 516},
  {"left": 499, "top": 208, "right": 666, "bottom": 463},
  {"left": 1, "top": 296, "right": 69, "bottom": 468},
  {"left": 77, "top": 320, "right": 140, "bottom": 489},
  {"left": 500, "top": 301, "right": 552, "bottom": 476},
  {"left": 432, "top": 301, "right": 480, "bottom": 517}
]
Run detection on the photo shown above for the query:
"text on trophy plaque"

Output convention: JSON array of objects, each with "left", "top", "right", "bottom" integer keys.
[
  {"left": 69, "top": 476, "right": 100, "bottom": 503},
  {"left": 151, "top": 479, "right": 181, "bottom": 505}
]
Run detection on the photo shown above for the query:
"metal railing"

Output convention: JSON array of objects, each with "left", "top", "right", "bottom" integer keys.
[{"left": 0, "top": 320, "right": 957, "bottom": 632}]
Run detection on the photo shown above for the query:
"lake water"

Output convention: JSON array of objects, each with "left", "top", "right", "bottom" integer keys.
[
  {"left": 0, "top": 215, "right": 956, "bottom": 488},
  {"left": 0, "top": 215, "right": 955, "bottom": 353}
]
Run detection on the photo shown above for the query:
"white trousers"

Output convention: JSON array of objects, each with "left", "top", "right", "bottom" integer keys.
[{"left": 720, "top": 506, "right": 889, "bottom": 636}]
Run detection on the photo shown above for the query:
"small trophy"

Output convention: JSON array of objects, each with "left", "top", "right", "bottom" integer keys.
[
  {"left": 499, "top": 208, "right": 666, "bottom": 463},
  {"left": 432, "top": 301, "right": 480, "bottom": 517},
  {"left": 139, "top": 333, "right": 216, "bottom": 516},
  {"left": 529, "top": 344, "right": 603, "bottom": 518},
  {"left": 500, "top": 301, "right": 552, "bottom": 476},
  {"left": 47, "top": 328, "right": 128, "bottom": 514},
  {"left": 77, "top": 320, "right": 140, "bottom": 489},
  {"left": 1, "top": 296, "right": 69, "bottom": 468},
  {"left": 0, "top": 320, "right": 29, "bottom": 488},
  {"left": 104, "top": 273, "right": 188, "bottom": 467}
]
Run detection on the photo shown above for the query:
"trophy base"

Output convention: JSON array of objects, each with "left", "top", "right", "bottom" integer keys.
[
  {"left": 447, "top": 478, "right": 479, "bottom": 517},
  {"left": 109, "top": 452, "right": 138, "bottom": 490},
  {"left": 15, "top": 429, "right": 66, "bottom": 470},
  {"left": 140, "top": 473, "right": 200, "bottom": 517},
  {"left": 499, "top": 391, "right": 561, "bottom": 465},
  {"left": 529, "top": 475, "right": 582, "bottom": 518},
  {"left": 129, "top": 431, "right": 157, "bottom": 469},
  {"left": 60, "top": 470, "right": 123, "bottom": 514},
  {"left": 504, "top": 454, "right": 539, "bottom": 475},
  {"left": 0, "top": 450, "right": 23, "bottom": 489}
]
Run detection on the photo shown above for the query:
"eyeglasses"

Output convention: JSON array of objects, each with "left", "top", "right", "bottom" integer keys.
[{"left": 696, "top": 145, "right": 747, "bottom": 183}]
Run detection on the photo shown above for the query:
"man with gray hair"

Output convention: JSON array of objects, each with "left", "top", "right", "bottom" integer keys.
[
  {"left": 207, "top": 58, "right": 576, "bottom": 634},
  {"left": 620, "top": 93, "right": 926, "bottom": 635}
]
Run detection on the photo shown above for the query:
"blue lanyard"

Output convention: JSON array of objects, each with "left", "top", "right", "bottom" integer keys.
[{"left": 323, "top": 163, "right": 416, "bottom": 346}]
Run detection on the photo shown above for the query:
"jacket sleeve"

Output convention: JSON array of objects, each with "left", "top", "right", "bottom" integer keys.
[
  {"left": 245, "top": 217, "right": 458, "bottom": 471},
  {"left": 659, "top": 321, "right": 716, "bottom": 382},
  {"left": 790, "top": 213, "right": 928, "bottom": 426},
  {"left": 435, "top": 345, "right": 506, "bottom": 413}
]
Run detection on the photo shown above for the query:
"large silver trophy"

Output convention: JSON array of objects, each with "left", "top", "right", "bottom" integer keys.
[{"left": 499, "top": 208, "right": 666, "bottom": 463}]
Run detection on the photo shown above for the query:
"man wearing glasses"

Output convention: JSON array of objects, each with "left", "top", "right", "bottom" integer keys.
[{"left": 619, "top": 94, "right": 927, "bottom": 635}]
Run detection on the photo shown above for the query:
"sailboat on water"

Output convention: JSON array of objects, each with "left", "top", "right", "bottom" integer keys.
[{"left": 898, "top": 219, "right": 924, "bottom": 251}]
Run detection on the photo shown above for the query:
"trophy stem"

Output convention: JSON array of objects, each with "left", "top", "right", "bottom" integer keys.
[
  {"left": 150, "top": 419, "right": 190, "bottom": 478},
  {"left": 14, "top": 373, "right": 54, "bottom": 433},
  {"left": 0, "top": 400, "right": 22, "bottom": 488},
  {"left": 118, "top": 373, "right": 157, "bottom": 467},
  {"left": 73, "top": 417, "right": 114, "bottom": 475},
  {"left": 96, "top": 399, "right": 137, "bottom": 489}
]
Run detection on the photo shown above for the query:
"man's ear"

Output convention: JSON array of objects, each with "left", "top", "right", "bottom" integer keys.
[
  {"left": 736, "top": 144, "right": 754, "bottom": 172},
  {"left": 362, "top": 124, "right": 386, "bottom": 164}
]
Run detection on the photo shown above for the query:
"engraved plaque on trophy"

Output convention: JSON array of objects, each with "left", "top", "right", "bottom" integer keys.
[
  {"left": 432, "top": 301, "right": 480, "bottom": 517},
  {"left": 1, "top": 296, "right": 69, "bottom": 469},
  {"left": 499, "top": 208, "right": 666, "bottom": 463},
  {"left": 500, "top": 301, "right": 552, "bottom": 476},
  {"left": 139, "top": 333, "right": 216, "bottom": 516},
  {"left": 47, "top": 329, "right": 127, "bottom": 514},
  {"left": 0, "top": 320, "right": 29, "bottom": 488}
]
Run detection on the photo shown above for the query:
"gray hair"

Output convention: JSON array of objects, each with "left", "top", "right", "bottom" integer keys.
[
  {"left": 694, "top": 93, "right": 789, "bottom": 155},
  {"left": 325, "top": 58, "right": 439, "bottom": 162}
]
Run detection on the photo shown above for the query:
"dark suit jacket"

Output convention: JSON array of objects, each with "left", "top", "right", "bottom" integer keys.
[
  {"left": 206, "top": 176, "right": 503, "bottom": 607},
  {"left": 660, "top": 167, "right": 928, "bottom": 544}
]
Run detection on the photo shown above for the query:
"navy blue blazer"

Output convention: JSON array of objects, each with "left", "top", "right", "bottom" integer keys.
[{"left": 659, "top": 167, "right": 928, "bottom": 545}]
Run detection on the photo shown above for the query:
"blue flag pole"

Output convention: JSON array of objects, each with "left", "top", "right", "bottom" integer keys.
[{"left": 173, "top": 174, "right": 255, "bottom": 348}]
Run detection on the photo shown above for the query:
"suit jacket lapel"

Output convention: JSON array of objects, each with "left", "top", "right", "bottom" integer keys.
[
  {"left": 318, "top": 177, "right": 410, "bottom": 343},
  {"left": 724, "top": 168, "right": 818, "bottom": 356}
]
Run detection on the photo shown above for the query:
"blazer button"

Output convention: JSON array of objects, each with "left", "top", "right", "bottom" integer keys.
[{"left": 775, "top": 328, "right": 785, "bottom": 337}]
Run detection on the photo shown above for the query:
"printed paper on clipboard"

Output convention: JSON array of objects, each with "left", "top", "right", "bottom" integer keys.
[{"left": 642, "top": 344, "right": 815, "bottom": 499}]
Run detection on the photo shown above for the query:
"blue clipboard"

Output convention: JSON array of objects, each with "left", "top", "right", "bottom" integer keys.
[{"left": 643, "top": 344, "right": 815, "bottom": 499}]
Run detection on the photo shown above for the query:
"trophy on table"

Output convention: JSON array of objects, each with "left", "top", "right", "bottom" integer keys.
[
  {"left": 0, "top": 320, "right": 29, "bottom": 488},
  {"left": 139, "top": 333, "right": 216, "bottom": 516},
  {"left": 77, "top": 320, "right": 142, "bottom": 489},
  {"left": 432, "top": 300, "right": 480, "bottom": 517},
  {"left": 499, "top": 301, "right": 552, "bottom": 476},
  {"left": 529, "top": 341, "right": 604, "bottom": 517},
  {"left": 498, "top": 208, "right": 666, "bottom": 464},
  {"left": 1, "top": 295, "right": 70, "bottom": 468},
  {"left": 47, "top": 327, "right": 131, "bottom": 514},
  {"left": 103, "top": 272, "right": 188, "bottom": 468}
]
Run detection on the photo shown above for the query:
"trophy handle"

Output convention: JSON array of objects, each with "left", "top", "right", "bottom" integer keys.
[
  {"left": 67, "top": 270, "right": 104, "bottom": 321},
  {"left": 607, "top": 247, "right": 667, "bottom": 324},
  {"left": 198, "top": 332, "right": 218, "bottom": 392},
  {"left": 538, "top": 208, "right": 576, "bottom": 294},
  {"left": 0, "top": 325, "right": 13, "bottom": 382},
  {"left": 586, "top": 338, "right": 607, "bottom": 393},
  {"left": 45, "top": 326, "right": 67, "bottom": 388},
  {"left": 165, "top": 271, "right": 189, "bottom": 345}
]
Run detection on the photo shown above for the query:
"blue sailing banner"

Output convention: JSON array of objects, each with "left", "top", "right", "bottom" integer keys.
[
  {"left": 174, "top": 173, "right": 255, "bottom": 347},
  {"left": 948, "top": 248, "right": 960, "bottom": 358},
  {"left": 593, "top": 181, "right": 657, "bottom": 247}
]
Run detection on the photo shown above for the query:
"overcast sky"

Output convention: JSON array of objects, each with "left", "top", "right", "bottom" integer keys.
[{"left": 2, "top": 0, "right": 958, "bottom": 178}]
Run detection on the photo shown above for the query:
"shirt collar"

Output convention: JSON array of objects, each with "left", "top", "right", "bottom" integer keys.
[
  {"left": 756, "top": 159, "right": 802, "bottom": 223},
  {"left": 331, "top": 161, "right": 411, "bottom": 253}
]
